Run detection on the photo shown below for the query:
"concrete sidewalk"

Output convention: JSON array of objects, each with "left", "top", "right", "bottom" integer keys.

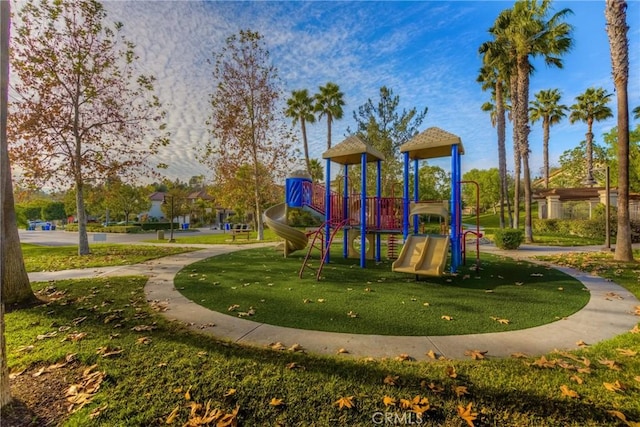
[{"left": 29, "top": 243, "right": 640, "bottom": 361}]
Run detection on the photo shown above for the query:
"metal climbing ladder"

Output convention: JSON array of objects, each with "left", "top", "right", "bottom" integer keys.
[{"left": 299, "top": 219, "right": 350, "bottom": 280}]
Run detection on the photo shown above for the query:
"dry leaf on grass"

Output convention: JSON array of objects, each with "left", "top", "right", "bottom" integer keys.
[
  {"left": 384, "top": 375, "right": 400, "bottom": 386},
  {"left": 165, "top": 405, "right": 180, "bottom": 424},
  {"left": 337, "top": 348, "right": 349, "bottom": 354},
  {"left": 334, "top": 396, "right": 354, "bottom": 410},
  {"left": 285, "top": 362, "right": 305, "bottom": 370},
  {"left": 453, "top": 385, "right": 470, "bottom": 397},
  {"left": 65, "top": 365, "right": 106, "bottom": 413},
  {"left": 457, "top": 402, "right": 478, "bottom": 427},
  {"left": 268, "top": 342, "right": 286, "bottom": 351},
  {"left": 441, "top": 315, "right": 453, "bottom": 321},
  {"left": 569, "top": 375, "right": 584, "bottom": 385},
  {"left": 426, "top": 350, "right": 437, "bottom": 359},
  {"left": 560, "top": 385, "right": 579, "bottom": 398},
  {"left": 269, "top": 397, "right": 284, "bottom": 407},
  {"left": 603, "top": 380, "right": 625, "bottom": 393},
  {"left": 445, "top": 366, "right": 457, "bottom": 378},
  {"left": 224, "top": 389, "right": 236, "bottom": 397},
  {"left": 616, "top": 348, "right": 638, "bottom": 357},
  {"left": 382, "top": 395, "right": 396, "bottom": 407},
  {"left": 511, "top": 352, "right": 528, "bottom": 359},
  {"left": 598, "top": 358, "right": 622, "bottom": 371}
]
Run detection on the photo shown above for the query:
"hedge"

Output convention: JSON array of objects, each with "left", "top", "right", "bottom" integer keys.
[{"left": 493, "top": 228, "right": 524, "bottom": 250}]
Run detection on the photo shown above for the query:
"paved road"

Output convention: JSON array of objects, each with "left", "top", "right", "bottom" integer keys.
[{"left": 18, "top": 227, "right": 224, "bottom": 246}]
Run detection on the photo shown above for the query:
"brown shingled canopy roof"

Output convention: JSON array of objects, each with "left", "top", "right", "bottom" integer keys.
[
  {"left": 400, "top": 127, "right": 465, "bottom": 160},
  {"left": 322, "top": 135, "right": 385, "bottom": 165}
]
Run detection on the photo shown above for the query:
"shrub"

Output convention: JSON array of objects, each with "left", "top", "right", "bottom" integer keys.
[
  {"left": 64, "top": 224, "right": 142, "bottom": 233},
  {"left": 493, "top": 229, "right": 524, "bottom": 250},
  {"left": 287, "top": 208, "right": 322, "bottom": 227}
]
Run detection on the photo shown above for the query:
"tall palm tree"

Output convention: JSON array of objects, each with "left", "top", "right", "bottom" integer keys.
[
  {"left": 633, "top": 105, "right": 640, "bottom": 120},
  {"left": 497, "top": 0, "right": 573, "bottom": 243},
  {"left": 605, "top": 0, "right": 633, "bottom": 261},
  {"left": 476, "top": 62, "right": 512, "bottom": 228},
  {"left": 314, "top": 82, "right": 345, "bottom": 150},
  {"left": 309, "top": 158, "right": 324, "bottom": 183},
  {"left": 529, "top": 88, "right": 568, "bottom": 189},
  {"left": 285, "top": 89, "right": 316, "bottom": 175},
  {"left": 569, "top": 87, "right": 613, "bottom": 185}
]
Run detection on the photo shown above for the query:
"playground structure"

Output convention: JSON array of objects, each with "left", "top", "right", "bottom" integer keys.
[{"left": 263, "top": 126, "right": 478, "bottom": 279}]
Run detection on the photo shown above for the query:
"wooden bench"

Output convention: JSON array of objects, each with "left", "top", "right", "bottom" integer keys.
[{"left": 231, "top": 224, "right": 251, "bottom": 241}]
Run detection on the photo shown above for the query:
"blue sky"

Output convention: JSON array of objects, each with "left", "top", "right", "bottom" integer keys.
[{"left": 104, "top": 1, "right": 640, "bottom": 183}]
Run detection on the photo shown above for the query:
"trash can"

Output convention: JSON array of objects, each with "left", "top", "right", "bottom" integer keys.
[
  {"left": 182, "top": 223, "right": 189, "bottom": 230},
  {"left": 157, "top": 229, "right": 165, "bottom": 240},
  {"left": 224, "top": 223, "right": 230, "bottom": 231}
]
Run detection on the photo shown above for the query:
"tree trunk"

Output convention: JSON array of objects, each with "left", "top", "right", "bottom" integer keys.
[
  {"left": 301, "top": 119, "right": 311, "bottom": 175},
  {"left": 1, "top": 0, "right": 33, "bottom": 306},
  {"left": 75, "top": 181, "right": 90, "bottom": 255},
  {"left": 496, "top": 80, "right": 507, "bottom": 229},
  {"left": 510, "top": 72, "right": 520, "bottom": 229},
  {"left": 326, "top": 114, "right": 332, "bottom": 150},
  {"left": 606, "top": 0, "right": 633, "bottom": 261},
  {"left": 543, "top": 118, "right": 550, "bottom": 189},
  {"left": 1, "top": 0, "right": 10, "bottom": 410},
  {"left": 517, "top": 55, "right": 533, "bottom": 243}
]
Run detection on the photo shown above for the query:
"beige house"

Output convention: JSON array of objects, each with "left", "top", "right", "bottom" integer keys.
[{"left": 535, "top": 187, "right": 640, "bottom": 221}]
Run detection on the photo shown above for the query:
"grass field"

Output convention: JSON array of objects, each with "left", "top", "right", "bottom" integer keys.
[
  {"left": 3, "top": 248, "right": 639, "bottom": 426},
  {"left": 175, "top": 248, "right": 589, "bottom": 336}
]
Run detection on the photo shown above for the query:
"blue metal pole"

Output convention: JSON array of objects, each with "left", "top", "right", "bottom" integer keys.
[
  {"left": 376, "top": 159, "right": 382, "bottom": 262},
  {"left": 402, "top": 152, "right": 410, "bottom": 239},
  {"left": 343, "top": 165, "right": 349, "bottom": 259},
  {"left": 413, "top": 158, "right": 419, "bottom": 234},
  {"left": 450, "top": 145, "right": 460, "bottom": 272},
  {"left": 360, "top": 153, "right": 367, "bottom": 268},
  {"left": 325, "top": 159, "right": 331, "bottom": 264}
]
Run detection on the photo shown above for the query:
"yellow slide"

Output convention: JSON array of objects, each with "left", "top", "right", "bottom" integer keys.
[
  {"left": 392, "top": 235, "right": 449, "bottom": 276},
  {"left": 263, "top": 203, "right": 308, "bottom": 254}
]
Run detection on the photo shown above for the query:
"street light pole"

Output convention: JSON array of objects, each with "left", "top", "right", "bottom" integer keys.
[
  {"left": 604, "top": 166, "right": 611, "bottom": 250},
  {"left": 163, "top": 195, "right": 176, "bottom": 243}
]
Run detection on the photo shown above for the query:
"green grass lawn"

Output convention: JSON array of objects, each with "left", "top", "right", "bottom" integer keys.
[
  {"left": 3, "top": 249, "right": 639, "bottom": 426},
  {"left": 175, "top": 248, "right": 589, "bottom": 336},
  {"left": 21, "top": 243, "right": 196, "bottom": 272}
]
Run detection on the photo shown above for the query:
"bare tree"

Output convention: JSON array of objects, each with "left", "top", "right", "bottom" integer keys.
[
  {"left": 8, "top": 0, "right": 169, "bottom": 255},
  {"left": 201, "top": 30, "right": 294, "bottom": 240}
]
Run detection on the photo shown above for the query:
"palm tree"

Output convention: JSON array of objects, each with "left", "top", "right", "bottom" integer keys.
[
  {"left": 314, "top": 82, "right": 345, "bottom": 150},
  {"left": 569, "top": 87, "right": 613, "bottom": 185},
  {"left": 496, "top": 0, "right": 573, "bottom": 243},
  {"left": 477, "top": 61, "right": 512, "bottom": 228},
  {"left": 529, "top": 88, "right": 568, "bottom": 189},
  {"left": 285, "top": 89, "right": 316, "bottom": 175},
  {"left": 605, "top": 0, "right": 633, "bottom": 261},
  {"left": 633, "top": 105, "right": 640, "bottom": 120},
  {"left": 309, "top": 158, "right": 323, "bottom": 183}
]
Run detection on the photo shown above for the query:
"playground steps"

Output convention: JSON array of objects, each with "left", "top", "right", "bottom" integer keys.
[
  {"left": 387, "top": 234, "right": 399, "bottom": 259},
  {"left": 299, "top": 219, "right": 349, "bottom": 281}
]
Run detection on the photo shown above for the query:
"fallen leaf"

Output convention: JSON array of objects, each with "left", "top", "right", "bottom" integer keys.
[
  {"left": 383, "top": 395, "right": 396, "bottom": 407},
  {"left": 37, "top": 331, "right": 57, "bottom": 340},
  {"left": 453, "top": 385, "right": 469, "bottom": 397},
  {"left": 603, "top": 380, "right": 625, "bottom": 393},
  {"left": 334, "top": 396, "right": 354, "bottom": 410},
  {"left": 89, "top": 403, "right": 107, "bottom": 420},
  {"left": 511, "top": 352, "right": 528, "bottom": 359},
  {"left": 337, "top": 348, "right": 349, "bottom": 354},
  {"left": 426, "top": 350, "right": 437, "bottom": 359},
  {"left": 136, "top": 336, "right": 152, "bottom": 345},
  {"left": 630, "top": 324, "right": 639, "bottom": 334},
  {"left": 384, "top": 375, "right": 399, "bottom": 386},
  {"left": 131, "top": 325, "right": 155, "bottom": 332},
  {"left": 185, "top": 386, "right": 192, "bottom": 401},
  {"left": 441, "top": 315, "right": 453, "bottom": 321},
  {"left": 224, "top": 389, "right": 236, "bottom": 397},
  {"left": 560, "top": 385, "right": 579, "bottom": 398},
  {"left": 395, "top": 353, "right": 415, "bottom": 362},
  {"left": 576, "top": 340, "right": 589, "bottom": 347},
  {"left": 427, "top": 382, "right": 444, "bottom": 393},
  {"left": 346, "top": 310, "right": 358, "bottom": 318},
  {"left": 288, "top": 343, "right": 304, "bottom": 352},
  {"left": 165, "top": 405, "right": 180, "bottom": 424},
  {"left": 269, "top": 342, "right": 286, "bottom": 351},
  {"left": 285, "top": 362, "right": 305, "bottom": 370},
  {"left": 569, "top": 375, "right": 583, "bottom": 384},
  {"left": 269, "top": 397, "right": 284, "bottom": 407},
  {"left": 616, "top": 348, "right": 638, "bottom": 357},
  {"left": 317, "top": 298, "right": 326, "bottom": 303},
  {"left": 457, "top": 402, "right": 478, "bottom": 427},
  {"left": 445, "top": 366, "right": 457, "bottom": 378},
  {"left": 599, "top": 358, "right": 622, "bottom": 371},
  {"left": 96, "top": 346, "right": 123, "bottom": 358},
  {"left": 464, "top": 349, "right": 488, "bottom": 360},
  {"left": 227, "top": 304, "right": 240, "bottom": 312}
]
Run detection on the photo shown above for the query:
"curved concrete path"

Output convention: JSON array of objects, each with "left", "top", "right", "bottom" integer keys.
[{"left": 29, "top": 243, "right": 640, "bottom": 361}]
